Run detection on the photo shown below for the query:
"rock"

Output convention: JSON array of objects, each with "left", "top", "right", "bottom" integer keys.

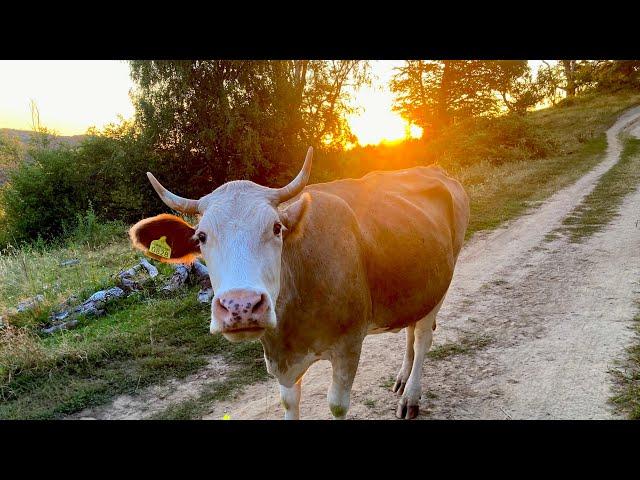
[
  {"left": 51, "top": 310, "right": 70, "bottom": 322},
  {"left": 198, "top": 287, "right": 214, "bottom": 304},
  {"left": 139, "top": 258, "right": 159, "bottom": 278},
  {"left": 16, "top": 294, "right": 44, "bottom": 313},
  {"left": 84, "top": 287, "right": 125, "bottom": 309},
  {"left": 42, "top": 319, "right": 79, "bottom": 334},
  {"left": 60, "top": 259, "right": 80, "bottom": 267}
]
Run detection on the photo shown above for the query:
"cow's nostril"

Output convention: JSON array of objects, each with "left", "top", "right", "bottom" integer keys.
[
  {"left": 252, "top": 294, "right": 265, "bottom": 314},
  {"left": 217, "top": 297, "right": 230, "bottom": 313}
]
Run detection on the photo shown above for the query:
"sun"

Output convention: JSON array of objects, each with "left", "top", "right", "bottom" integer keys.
[{"left": 346, "top": 61, "right": 423, "bottom": 148}]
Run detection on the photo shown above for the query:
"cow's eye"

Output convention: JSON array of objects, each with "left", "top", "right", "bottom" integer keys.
[
  {"left": 273, "top": 222, "right": 282, "bottom": 236},
  {"left": 197, "top": 232, "right": 207, "bottom": 244}
]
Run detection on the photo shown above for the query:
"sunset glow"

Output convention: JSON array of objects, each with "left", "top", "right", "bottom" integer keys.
[
  {"left": 346, "top": 61, "right": 423, "bottom": 146},
  {"left": 0, "top": 60, "right": 545, "bottom": 145},
  {"left": 0, "top": 60, "right": 134, "bottom": 136}
]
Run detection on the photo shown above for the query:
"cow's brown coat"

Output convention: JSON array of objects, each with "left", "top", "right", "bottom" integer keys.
[{"left": 264, "top": 166, "right": 469, "bottom": 385}]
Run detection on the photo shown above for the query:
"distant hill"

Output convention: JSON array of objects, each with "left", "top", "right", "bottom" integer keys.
[
  {"left": 0, "top": 129, "right": 88, "bottom": 185},
  {"left": 0, "top": 128, "right": 87, "bottom": 148}
]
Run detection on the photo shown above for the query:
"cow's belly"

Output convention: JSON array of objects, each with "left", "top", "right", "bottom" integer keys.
[
  {"left": 361, "top": 197, "right": 456, "bottom": 331},
  {"left": 367, "top": 325, "right": 403, "bottom": 335}
]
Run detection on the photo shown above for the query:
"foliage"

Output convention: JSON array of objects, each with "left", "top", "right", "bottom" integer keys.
[
  {"left": 389, "top": 60, "right": 536, "bottom": 136},
  {"left": 0, "top": 131, "right": 25, "bottom": 173},
  {"left": 62, "top": 203, "right": 126, "bottom": 249},
  {"left": 129, "top": 60, "right": 370, "bottom": 199},
  {"left": 0, "top": 121, "right": 160, "bottom": 247},
  {"left": 535, "top": 60, "right": 640, "bottom": 107}
]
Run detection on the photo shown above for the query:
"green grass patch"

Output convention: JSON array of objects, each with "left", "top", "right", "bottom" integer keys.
[
  {"left": 558, "top": 136, "right": 640, "bottom": 242},
  {"left": 150, "top": 344, "right": 269, "bottom": 420},
  {"left": 363, "top": 398, "right": 376, "bottom": 409},
  {"left": 427, "top": 334, "right": 493, "bottom": 360},
  {"left": 0, "top": 288, "right": 266, "bottom": 419},
  {"left": 610, "top": 307, "right": 640, "bottom": 419},
  {"left": 461, "top": 134, "right": 608, "bottom": 238}
]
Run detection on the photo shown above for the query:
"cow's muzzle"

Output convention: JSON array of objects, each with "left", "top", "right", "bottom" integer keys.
[{"left": 211, "top": 288, "right": 272, "bottom": 341}]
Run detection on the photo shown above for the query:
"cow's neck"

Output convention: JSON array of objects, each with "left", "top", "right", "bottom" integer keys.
[{"left": 260, "top": 237, "right": 319, "bottom": 385}]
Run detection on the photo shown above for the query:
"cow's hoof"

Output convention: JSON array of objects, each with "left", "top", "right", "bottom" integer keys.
[
  {"left": 392, "top": 379, "right": 406, "bottom": 395},
  {"left": 396, "top": 398, "right": 419, "bottom": 419}
]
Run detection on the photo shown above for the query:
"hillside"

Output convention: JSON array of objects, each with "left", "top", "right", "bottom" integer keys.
[
  {"left": 0, "top": 128, "right": 87, "bottom": 147},
  {"left": 0, "top": 128, "right": 88, "bottom": 184}
]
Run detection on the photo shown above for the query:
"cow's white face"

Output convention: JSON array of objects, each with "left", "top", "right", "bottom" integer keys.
[
  {"left": 196, "top": 183, "right": 286, "bottom": 342},
  {"left": 129, "top": 147, "right": 313, "bottom": 344},
  {"left": 129, "top": 147, "right": 313, "bottom": 341}
]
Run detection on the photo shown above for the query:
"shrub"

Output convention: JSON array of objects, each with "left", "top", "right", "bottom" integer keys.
[
  {"left": 0, "top": 121, "right": 160, "bottom": 248},
  {"left": 0, "top": 145, "right": 84, "bottom": 245},
  {"left": 62, "top": 203, "right": 127, "bottom": 249}
]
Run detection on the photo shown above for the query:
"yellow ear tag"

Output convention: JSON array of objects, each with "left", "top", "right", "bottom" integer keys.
[
  {"left": 149, "top": 236, "right": 172, "bottom": 259},
  {"left": 222, "top": 413, "right": 231, "bottom": 420}
]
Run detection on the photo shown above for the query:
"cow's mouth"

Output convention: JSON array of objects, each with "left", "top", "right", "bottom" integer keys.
[
  {"left": 225, "top": 327, "right": 265, "bottom": 333},
  {"left": 221, "top": 327, "right": 266, "bottom": 343}
]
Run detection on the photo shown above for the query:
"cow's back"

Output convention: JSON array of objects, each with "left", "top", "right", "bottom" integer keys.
[{"left": 306, "top": 166, "right": 469, "bottom": 330}]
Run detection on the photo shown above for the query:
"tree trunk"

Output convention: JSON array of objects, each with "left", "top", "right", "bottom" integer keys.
[
  {"left": 433, "top": 60, "right": 454, "bottom": 136},
  {"left": 562, "top": 60, "right": 577, "bottom": 97}
]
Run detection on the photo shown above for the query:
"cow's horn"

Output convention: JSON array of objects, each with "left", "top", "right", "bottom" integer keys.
[
  {"left": 146, "top": 172, "right": 200, "bottom": 214},
  {"left": 272, "top": 146, "right": 313, "bottom": 204}
]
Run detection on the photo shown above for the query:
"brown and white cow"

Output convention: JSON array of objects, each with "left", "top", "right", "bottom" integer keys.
[{"left": 129, "top": 147, "right": 470, "bottom": 419}]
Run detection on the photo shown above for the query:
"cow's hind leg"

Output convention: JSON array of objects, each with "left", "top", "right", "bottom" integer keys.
[
  {"left": 396, "top": 301, "right": 442, "bottom": 420},
  {"left": 392, "top": 324, "right": 415, "bottom": 395},
  {"left": 279, "top": 379, "right": 302, "bottom": 420},
  {"left": 327, "top": 341, "right": 362, "bottom": 420}
]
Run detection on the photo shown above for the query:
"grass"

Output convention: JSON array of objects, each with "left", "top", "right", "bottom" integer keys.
[
  {"left": 0, "top": 229, "right": 138, "bottom": 321},
  {"left": 150, "top": 346, "right": 269, "bottom": 420},
  {"left": 557, "top": 136, "right": 640, "bottom": 242},
  {"left": 379, "top": 375, "right": 395, "bottom": 389},
  {"left": 0, "top": 285, "right": 268, "bottom": 419},
  {"left": 610, "top": 308, "right": 640, "bottom": 419},
  {"left": 1, "top": 91, "right": 640, "bottom": 419},
  {"left": 456, "top": 90, "right": 640, "bottom": 237},
  {"left": 427, "top": 334, "right": 493, "bottom": 360}
]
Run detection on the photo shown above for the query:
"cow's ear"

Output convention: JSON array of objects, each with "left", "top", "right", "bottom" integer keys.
[
  {"left": 129, "top": 213, "right": 200, "bottom": 264},
  {"left": 280, "top": 192, "right": 311, "bottom": 238}
]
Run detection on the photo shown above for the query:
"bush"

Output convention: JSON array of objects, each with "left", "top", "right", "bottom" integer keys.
[
  {"left": 0, "top": 145, "right": 84, "bottom": 245},
  {"left": 62, "top": 203, "right": 127, "bottom": 249},
  {"left": 0, "top": 121, "right": 161, "bottom": 248}
]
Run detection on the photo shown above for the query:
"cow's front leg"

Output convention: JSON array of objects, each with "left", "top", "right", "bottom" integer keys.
[
  {"left": 328, "top": 343, "right": 362, "bottom": 420},
  {"left": 279, "top": 379, "right": 302, "bottom": 420}
]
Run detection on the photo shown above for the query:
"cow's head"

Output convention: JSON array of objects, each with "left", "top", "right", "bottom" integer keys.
[{"left": 129, "top": 147, "right": 313, "bottom": 342}]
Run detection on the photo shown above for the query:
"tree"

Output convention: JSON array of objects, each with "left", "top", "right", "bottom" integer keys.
[
  {"left": 492, "top": 61, "right": 541, "bottom": 114},
  {"left": 590, "top": 60, "right": 640, "bottom": 90},
  {"left": 390, "top": 60, "right": 536, "bottom": 137},
  {"left": 536, "top": 60, "right": 603, "bottom": 106},
  {"left": 128, "top": 60, "right": 370, "bottom": 199},
  {"left": 0, "top": 131, "right": 24, "bottom": 173},
  {"left": 536, "top": 61, "right": 565, "bottom": 106},
  {"left": 561, "top": 60, "right": 578, "bottom": 97}
]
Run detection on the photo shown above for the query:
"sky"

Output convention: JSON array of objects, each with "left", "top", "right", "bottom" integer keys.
[{"left": 0, "top": 60, "right": 546, "bottom": 145}]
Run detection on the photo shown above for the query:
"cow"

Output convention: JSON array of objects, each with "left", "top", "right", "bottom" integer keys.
[{"left": 129, "top": 147, "right": 470, "bottom": 419}]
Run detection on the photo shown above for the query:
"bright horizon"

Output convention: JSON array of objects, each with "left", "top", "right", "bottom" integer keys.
[{"left": 0, "top": 60, "right": 545, "bottom": 146}]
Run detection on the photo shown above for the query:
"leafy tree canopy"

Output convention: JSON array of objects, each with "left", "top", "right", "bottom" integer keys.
[{"left": 129, "top": 60, "right": 370, "bottom": 198}]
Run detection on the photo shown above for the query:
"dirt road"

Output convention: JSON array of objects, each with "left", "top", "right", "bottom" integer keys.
[{"left": 75, "top": 106, "right": 640, "bottom": 420}]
